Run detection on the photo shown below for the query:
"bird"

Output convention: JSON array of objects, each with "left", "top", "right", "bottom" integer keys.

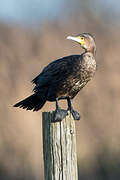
[{"left": 14, "top": 33, "right": 96, "bottom": 122}]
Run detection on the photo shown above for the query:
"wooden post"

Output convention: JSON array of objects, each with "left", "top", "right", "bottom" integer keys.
[{"left": 42, "top": 111, "right": 78, "bottom": 180}]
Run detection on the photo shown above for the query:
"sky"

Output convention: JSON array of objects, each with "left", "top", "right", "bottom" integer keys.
[
  {"left": 0, "top": 0, "right": 119, "bottom": 25},
  {"left": 0, "top": 0, "right": 64, "bottom": 24}
]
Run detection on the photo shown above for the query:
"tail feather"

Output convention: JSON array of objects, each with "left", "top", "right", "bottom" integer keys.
[{"left": 14, "top": 94, "right": 46, "bottom": 111}]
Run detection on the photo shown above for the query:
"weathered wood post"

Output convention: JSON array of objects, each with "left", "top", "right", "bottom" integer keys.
[{"left": 42, "top": 111, "right": 78, "bottom": 180}]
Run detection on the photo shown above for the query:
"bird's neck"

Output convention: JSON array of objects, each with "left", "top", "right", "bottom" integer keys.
[
  {"left": 85, "top": 46, "right": 96, "bottom": 56},
  {"left": 83, "top": 42, "right": 96, "bottom": 56}
]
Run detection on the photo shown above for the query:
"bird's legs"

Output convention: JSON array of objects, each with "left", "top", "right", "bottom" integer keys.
[
  {"left": 67, "top": 97, "right": 80, "bottom": 120},
  {"left": 54, "top": 98, "right": 68, "bottom": 122}
]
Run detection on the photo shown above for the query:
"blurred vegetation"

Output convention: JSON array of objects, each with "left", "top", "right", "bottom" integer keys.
[{"left": 0, "top": 1, "right": 120, "bottom": 179}]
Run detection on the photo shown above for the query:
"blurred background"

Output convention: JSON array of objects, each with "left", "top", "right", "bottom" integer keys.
[{"left": 0, "top": 0, "right": 120, "bottom": 179}]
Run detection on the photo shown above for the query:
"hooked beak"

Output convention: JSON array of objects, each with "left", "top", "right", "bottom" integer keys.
[{"left": 66, "top": 35, "right": 85, "bottom": 45}]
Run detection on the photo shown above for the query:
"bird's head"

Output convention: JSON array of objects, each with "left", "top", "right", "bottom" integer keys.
[{"left": 67, "top": 33, "right": 96, "bottom": 55}]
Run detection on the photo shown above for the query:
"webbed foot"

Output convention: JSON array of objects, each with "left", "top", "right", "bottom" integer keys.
[
  {"left": 71, "top": 109, "right": 80, "bottom": 120},
  {"left": 67, "top": 97, "right": 80, "bottom": 120},
  {"left": 54, "top": 109, "right": 68, "bottom": 122}
]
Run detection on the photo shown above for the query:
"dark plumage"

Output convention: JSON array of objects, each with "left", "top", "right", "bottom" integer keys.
[{"left": 14, "top": 33, "right": 96, "bottom": 121}]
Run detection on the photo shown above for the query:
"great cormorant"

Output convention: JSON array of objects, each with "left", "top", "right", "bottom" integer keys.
[{"left": 14, "top": 33, "right": 96, "bottom": 121}]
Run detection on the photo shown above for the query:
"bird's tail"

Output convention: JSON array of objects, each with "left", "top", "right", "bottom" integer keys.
[{"left": 13, "top": 94, "right": 46, "bottom": 111}]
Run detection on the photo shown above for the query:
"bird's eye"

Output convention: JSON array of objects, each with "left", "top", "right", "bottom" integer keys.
[{"left": 81, "top": 37, "right": 84, "bottom": 40}]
